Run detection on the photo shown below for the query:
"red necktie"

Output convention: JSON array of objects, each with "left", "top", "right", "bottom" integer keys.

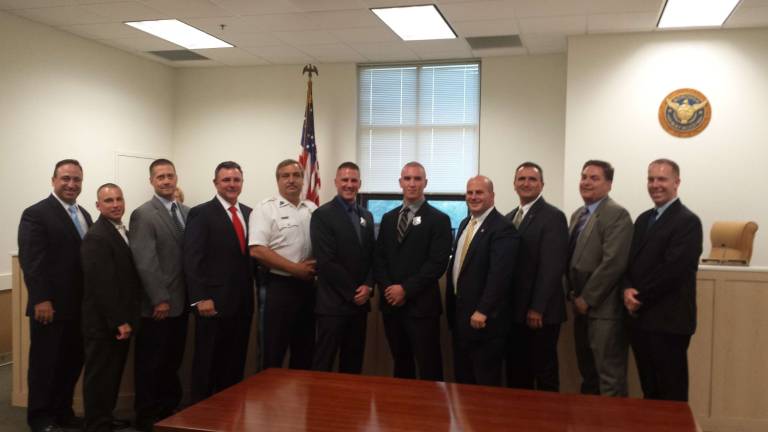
[{"left": 229, "top": 206, "right": 246, "bottom": 254}]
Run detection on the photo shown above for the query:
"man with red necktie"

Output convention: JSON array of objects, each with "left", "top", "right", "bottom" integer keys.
[{"left": 184, "top": 161, "right": 254, "bottom": 403}]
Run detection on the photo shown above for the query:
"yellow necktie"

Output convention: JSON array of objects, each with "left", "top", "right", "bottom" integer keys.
[{"left": 458, "top": 218, "right": 477, "bottom": 271}]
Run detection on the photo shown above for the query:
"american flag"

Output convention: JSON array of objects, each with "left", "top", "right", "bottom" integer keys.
[{"left": 299, "top": 77, "right": 321, "bottom": 205}]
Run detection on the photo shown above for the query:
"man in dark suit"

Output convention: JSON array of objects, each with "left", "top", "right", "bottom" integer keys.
[
  {"left": 505, "top": 162, "right": 568, "bottom": 392},
  {"left": 446, "top": 175, "right": 518, "bottom": 386},
  {"left": 310, "top": 162, "right": 375, "bottom": 373},
  {"left": 567, "top": 160, "right": 633, "bottom": 397},
  {"left": 80, "top": 183, "right": 142, "bottom": 432},
  {"left": 623, "top": 159, "right": 702, "bottom": 401},
  {"left": 375, "top": 161, "right": 452, "bottom": 381},
  {"left": 184, "top": 161, "right": 254, "bottom": 403},
  {"left": 18, "top": 159, "right": 93, "bottom": 432},
  {"left": 129, "top": 159, "right": 189, "bottom": 431}
]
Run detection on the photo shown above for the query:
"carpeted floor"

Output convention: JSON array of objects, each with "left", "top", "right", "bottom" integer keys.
[{"left": 0, "top": 364, "right": 141, "bottom": 432}]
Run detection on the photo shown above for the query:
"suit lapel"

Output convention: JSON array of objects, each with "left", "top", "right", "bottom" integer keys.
[
  {"left": 518, "top": 199, "right": 543, "bottom": 233},
  {"left": 331, "top": 199, "right": 363, "bottom": 249},
  {"left": 151, "top": 197, "right": 183, "bottom": 242},
  {"left": 572, "top": 200, "right": 605, "bottom": 262},
  {"left": 460, "top": 209, "right": 497, "bottom": 275},
  {"left": 47, "top": 195, "right": 85, "bottom": 242},
  {"left": 635, "top": 200, "right": 682, "bottom": 254},
  {"left": 399, "top": 202, "right": 427, "bottom": 245},
  {"left": 212, "top": 197, "right": 242, "bottom": 251}
]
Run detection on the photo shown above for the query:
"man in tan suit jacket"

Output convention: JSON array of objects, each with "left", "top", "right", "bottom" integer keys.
[{"left": 566, "top": 160, "right": 633, "bottom": 397}]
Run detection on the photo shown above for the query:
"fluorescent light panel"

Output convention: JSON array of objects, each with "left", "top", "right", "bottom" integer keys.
[
  {"left": 125, "top": 19, "right": 232, "bottom": 49},
  {"left": 372, "top": 5, "right": 456, "bottom": 41},
  {"left": 658, "top": 0, "right": 741, "bottom": 29}
]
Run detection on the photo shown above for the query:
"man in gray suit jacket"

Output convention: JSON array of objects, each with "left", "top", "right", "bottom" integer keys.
[
  {"left": 567, "top": 160, "right": 633, "bottom": 397},
  {"left": 129, "top": 159, "right": 189, "bottom": 431}
]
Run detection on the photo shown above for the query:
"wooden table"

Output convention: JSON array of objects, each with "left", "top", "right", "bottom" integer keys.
[{"left": 156, "top": 369, "right": 699, "bottom": 432}]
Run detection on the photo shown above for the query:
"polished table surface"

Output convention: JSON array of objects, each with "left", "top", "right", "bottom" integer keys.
[{"left": 155, "top": 369, "right": 698, "bottom": 432}]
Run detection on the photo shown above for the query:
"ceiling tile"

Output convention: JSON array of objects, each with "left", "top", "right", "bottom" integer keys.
[
  {"left": 305, "top": 9, "right": 381, "bottom": 29},
  {"left": 330, "top": 26, "right": 398, "bottom": 43},
  {"left": 0, "top": 0, "right": 75, "bottom": 9},
  {"left": 452, "top": 19, "right": 519, "bottom": 37},
  {"left": 585, "top": 0, "right": 662, "bottom": 14},
  {"left": 520, "top": 32, "right": 567, "bottom": 53},
  {"left": 274, "top": 30, "right": 339, "bottom": 45},
  {"left": 405, "top": 38, "right": 471, "bottom": 54},
  {"left": 509, "top": 0, "right": 588, "bottom": 18},
  {"left": 588, "top": 12, "right": 657, "bottom": 33},
  {"left": 184, "top": 16, "right": 252, "bottom": 34},
  {"left": 440, "top": 1, "right": 517, "bottom": 22},
  {"left": 348, "top": 41, "right": 419, "bottom": 61},
  {"left": 362, "top": 0, "right": 427, "bottom": 7},
  {"left": 518, "top": 15, "right": 587, "bottom": 34},
  {"left": 141, "top": 0, "right": 234, "bottom": 18},
  {"left": 243, "top": 45, "right": 316, "bottom": 64},
  {"left": 236, "top": 13, "right": 318, "bottom": 32},
  {"left": 11, "top": 5, "right": 108, "bottom": 25},
  {"left": 288, "top": 0, "right": 367, "bottom": 12},
  {"left": 60, "top": 22, "right": 145, "bottom": 39},
  {"left": 220, "top": 32, "right": 283, "bottom": 47},
  {"left": 418, "top": 49, "right": 474, "bottom": 61},
  {"left": 473, "top": 46, "right": 528, "bottom": 57},
  {"left": 739, "top": 0, "right": 768, "bottom": 7},
  {"left": 211, "top": 0, "right": 299, "bottom": 15},
  {"left": 82, "top": 2, "right": 170, "bottom": 21},
  {"left": 725, "top": 6, "right": 768, "bottom": 28},
  {"left": 192, "top": 47, "right": 270, "bottom": 65},
  {"left": 293, "top": 43, "right": 367, "bottom": 62}
]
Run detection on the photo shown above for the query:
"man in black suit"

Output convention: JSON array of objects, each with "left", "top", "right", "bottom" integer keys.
[
  {"left": 623, "top": 159, "right": 702, "bottom": 401},
  {"left": 446, "top": 176, "right": 518, "bottom": 386},
  {"left": 505, "top": 162, "right": 568, "bottom": 391},
  {"left": 81, "top": 184, "right": 142, "bottom": 432},
  {"left": 18, "top": 159, "right": 92, "bottom": 432},
  {"left": 310, "top": 162, "right": 375, "bottom": 373},
  {"left": 184, "top": 161, "right": 254, "bottom": 403},
  {"left": 375, "top": 161, "right": 452, "bottom": 381},
  {"left": 129, "top": 159, "right": 189, "bottom": 431}
]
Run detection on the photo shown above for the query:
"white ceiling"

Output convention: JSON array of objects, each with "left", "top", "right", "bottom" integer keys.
[{"left": 3, "top": 0, "right": 768, "bottom": 67}]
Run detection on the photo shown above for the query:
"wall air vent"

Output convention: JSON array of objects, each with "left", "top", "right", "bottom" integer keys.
[{"left": 465, "top": 35, "right": 522, "bottom": 50}]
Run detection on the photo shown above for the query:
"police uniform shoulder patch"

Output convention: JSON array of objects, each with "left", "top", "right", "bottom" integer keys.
[{"left": 658, "top": 88, "right": 711, "bottom": 138}]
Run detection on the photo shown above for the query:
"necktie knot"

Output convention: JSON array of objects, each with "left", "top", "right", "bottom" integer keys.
[{"left": 229, "top": 205, "right": 246, "bottom": 254}]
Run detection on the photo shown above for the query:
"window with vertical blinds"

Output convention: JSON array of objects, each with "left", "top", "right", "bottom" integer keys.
[{"left": 357, "top": 62, "right": 480, "bottom": 193}]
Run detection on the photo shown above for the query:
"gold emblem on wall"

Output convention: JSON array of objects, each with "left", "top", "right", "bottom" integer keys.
[{"left": 659, "top": 88, "right": 711, "bottom": 138}]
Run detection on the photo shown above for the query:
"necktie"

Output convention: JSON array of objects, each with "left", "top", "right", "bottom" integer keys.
[
  {"left": 229, "top": 206, "right": 246, "bottom": 254},
  {"left": 512, "top": 207, "right": 524, "bottom": 228},
  {"left": 171, "top": 203, "right": 184, "bottom": 233},
  {"left": 68, "top": 205, "right": 85, "bottom": 238},
  {"left": 458, "top": 218, "right": 477, "bottom": 272},
  {"left": 348, "top": 206, "right": 362, "bottom": 243},
  {"left": 116, "top": 224, "right": 129, "bottom": 245},
  {"left": 397, "top": 207, "right": 410, "bottom": 243},
  {"left": 646, "top": 209, "right": 659, "bottom": 232},
  {"left": 568, "top": 208, "right": 590, "bottom": 263}
]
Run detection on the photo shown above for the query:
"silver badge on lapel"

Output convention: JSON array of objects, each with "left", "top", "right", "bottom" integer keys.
[
  {"left": 413, "top": 216, "right": 422, "bottom": 226},
  {"left": 360, "top": 217, "right": 366, "bottom": 227}
]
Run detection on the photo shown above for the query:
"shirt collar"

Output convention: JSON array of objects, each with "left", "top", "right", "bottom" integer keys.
[
  {"left": 655, "top": 197, "right": 679, "bottom": 218},
  {"left": 334, "top": 195, "right": 358, "bottom": 213},
  {"left": 518, "top": 194, "right": 542, "bottom": 215},
  {"left": 216, "top": 194, "right": 239, "bottom": 211},
  {"left": 584, "top": 196, "right": 607, "bottom": 215},
  {"left": 52, "top": 193, "right": 78, "bottom": 211},
  {"left": 154, "top": 194, "right": 178, "bottom": 211},
  {"left": 470, "top": 206, "right": 494, "bottom": 226},
  {"left": 278, "top": 194, "right": 310, "bottom": 209},
  {"left": 402, "top": 198, "right": 425, "bottom": 214}
]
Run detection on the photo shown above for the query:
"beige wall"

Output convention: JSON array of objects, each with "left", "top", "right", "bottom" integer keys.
[
  {"left": 0, "top": 10, "right": 175, "bottom": 277},
  {"left": 0, "top": 291, "right": 10, "bottom": 358},
  {"left": 564, "top": 28, "right": 768, "bottom": 264}
]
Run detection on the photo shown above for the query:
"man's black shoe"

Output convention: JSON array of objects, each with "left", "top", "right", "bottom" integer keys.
[
  {"left": 57, "top": 416, "right": 85, "bottom": 429},
  {"left": 111, "top": 418, "right": 131, "bottom": 430},
  {"left": 32, "top": 425, "right": 64, "bottom": 432}
]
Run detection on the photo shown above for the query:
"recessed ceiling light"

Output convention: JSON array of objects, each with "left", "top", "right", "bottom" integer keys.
[
  {"left": 125, "top": 19, "right": 233, "bottom": 49},
  {"left": 371, "top": 5, "right": 456, "bottom": 41},
  {"left": 658, "top": 0, "right": 741, "bottom": 29}
]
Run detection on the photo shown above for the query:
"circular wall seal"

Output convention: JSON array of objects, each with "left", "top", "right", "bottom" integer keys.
[{"left": 658, "top": 88, "right": 711, "bottom": 138}]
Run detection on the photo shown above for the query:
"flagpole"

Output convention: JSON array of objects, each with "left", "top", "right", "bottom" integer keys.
[{"left": 299, "top": 64, "right": 321, "bottom": 205}]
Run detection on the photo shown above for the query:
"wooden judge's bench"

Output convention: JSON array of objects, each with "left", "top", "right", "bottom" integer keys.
[{"left": 10, "top": 256, "right": 768, "bottom": 431}]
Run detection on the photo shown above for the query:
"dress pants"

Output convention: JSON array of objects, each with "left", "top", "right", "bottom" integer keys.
[
  {"left": 506, "top": 323, "right": 561, "bottom": 391},
  {"left": 263, "top": 274, "right": 316, "bottom": 370},
  {"left": 313, "top": 314, "right": 367, "bottom": 373},
  {"left": 190, "top": 311, "right": 252, "bottom": 404},
  {"left": 453, "top": 335, "right": 505, "bottom": 386},
  {"left": 27, "top": 319, "right": 83, "bottom": 430},
  {"left": 573, "top": 314, "right": 628, "bottom": 396},
  {"left": 382, "top": 311, "right": 443, "bottom": 381},
  {"left": 630, "top": 328, "right": 691, "bottom": 401},
  {"left": 134, "top": 313, "right": 189, "bottom": 429},
  {"left": 83, "top": 336, "right": 131, "bottom": 432}
]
